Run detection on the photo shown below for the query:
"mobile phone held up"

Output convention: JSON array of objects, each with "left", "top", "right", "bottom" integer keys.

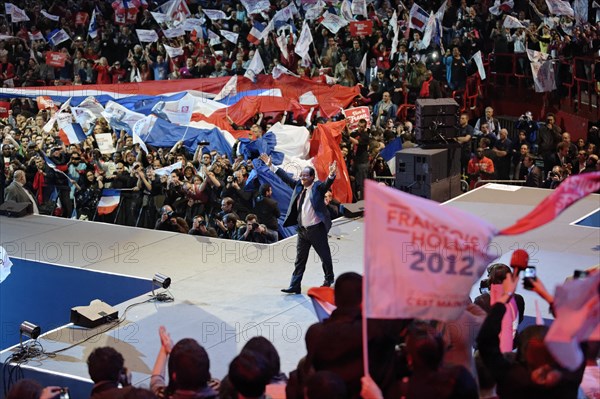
[{"left": 523, "top": 266, "right": 537, "bottom": 290}]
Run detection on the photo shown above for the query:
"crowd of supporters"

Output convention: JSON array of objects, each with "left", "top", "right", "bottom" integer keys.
[
  {"left": 1, "top": 0, "right": 600, "bottom": 237},
  {"left": 5, "top": 268, "right": 600, "bottom": 399}
]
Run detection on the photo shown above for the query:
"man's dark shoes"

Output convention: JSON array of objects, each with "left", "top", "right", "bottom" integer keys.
[
  {"left": 281, "top": 286, "right": 301, "bottom": 294},
  {"left": 321, "top": 280, "right": 334, "bottom": 287}
]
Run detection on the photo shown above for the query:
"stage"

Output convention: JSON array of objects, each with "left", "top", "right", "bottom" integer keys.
[{"left": 0, "top": 183, "right": 598, "bottom": 398}]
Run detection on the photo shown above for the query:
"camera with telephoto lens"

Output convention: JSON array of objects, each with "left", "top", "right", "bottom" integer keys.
[
  {"left": 479, "top": 279, "right": 490, "bottom": 294},
  {"left": 251, "top": 222, "right": 259, "bottom": 230}
]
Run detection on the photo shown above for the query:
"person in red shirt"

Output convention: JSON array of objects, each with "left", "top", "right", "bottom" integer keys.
[
  {"left": 0, "top": 54, "right": 15, "bottom": 86},
  {"left": 93, "top": 57, "right": 111, "bottom": 84},
  {"left": 109, "top": 61, "right": 126, "bottom": 83},
  {"left": 468, "top": 147, "right": 495, "bottom": 189}
]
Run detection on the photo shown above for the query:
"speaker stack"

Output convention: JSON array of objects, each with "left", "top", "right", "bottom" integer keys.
[{"left": 415, "top": 98, "right": 460, "bottom": 142}]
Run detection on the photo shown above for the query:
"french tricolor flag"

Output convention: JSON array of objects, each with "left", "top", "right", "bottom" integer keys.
[
  {"left": 409, "top": 3, "right": 430, "bottom": 31},
  {"left": 58, "top": 123, "right": 87, "bottom": 145},
  {"left": 247, "top": 21, "right": 265, "bottom": 45},
  {"left": 97, "top": 189, "right": 121, "bottom": 215}
]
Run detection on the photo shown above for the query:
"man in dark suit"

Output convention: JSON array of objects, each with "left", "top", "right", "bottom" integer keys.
[
  {"left": 4, "top": 170, "right": 38, "bottom": 214},
  {"left": 523, "top": 153, "right": 543, "bottom": 188},
  {"left": 260, "top": 154, "right": 336, "bottom": 293}
]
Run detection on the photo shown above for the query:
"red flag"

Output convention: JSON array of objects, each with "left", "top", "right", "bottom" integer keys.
[
  {"left": 45, "top": 52, "right": 67, "bottom": 67},
  {"left": 310, "top": 120, "right": 352, "bottom": 203},
  {"left": 499, "top": 172, "right": 600, "bottom": 235}
]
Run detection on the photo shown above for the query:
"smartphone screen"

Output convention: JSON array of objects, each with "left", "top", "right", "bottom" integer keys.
[{"left": 524, "top": 266, "right": 536, "bottom": 279}]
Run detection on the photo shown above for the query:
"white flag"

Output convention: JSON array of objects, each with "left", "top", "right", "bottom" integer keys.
[
  {"left": 41, "top": 10, "right": 60, "bottom": 21},
  {"left": 155, "top": 161, "right": 183, "bottom": 176},
  {"left": 163, "top": 25, "right": 185, "bottom": 38},
  {"left": 545, "top": 0, "right": 574, "bottom": 17},
  {"left": 526, "top": 48, "right": 549, "bottom": 62},
  {"left": 50, "top": 29, "right": 70, "bottom": 46},
  {"left": 132, "top": 115, "right": 157, "bottom": 154},
  {"left": 305, "top": 0, "right": 326, "bottom": 20},
  {"left": 240, "top": 0, "right": 271, "bottom": 15},
  {"left": 164, "top": 0, "right": 191, "bottom": 22},
  {"left": 164, "top": 44, "right": 184, "bottom": 58},
  {"left": 0, "top": 246, "right": 13, "bottom": 284},
  {"left": 71, "top": 107, "right": 97, "bottom": 129},
  {"left": 422, "top": 14, "right": 436, "bottom": 48},
  {"left": 276, "top": 32, "right": 289, "bottom": 60},
  {"left": 340, "top": 0, "right": 354, "bottom": 21},
  {"left": 321, "top": 11, "right": 348, "bottom": 34},
  {"left": 220, "top": 29, "right": 239, "bottom": 44},
  {"left": 435, "top": 0, "right": 448, "bottom": 20},
  {"left": 545, "top": 272, "right": 600, "bottom": 371},
  {"left": 214, "top": 75, "right": 238, "bottom": 101},
  {"left": 88, "top": 9, "right": 98, "bottom": 39},
  {"left": 358, "top": 52, "right": 367, "bottom": 75},
  {"left": 182, "top": 18, "right": 203, "bottom": 31},
  {"left": 272, "top": 63, "right": 299, "bottom": 79},
  {"left": 295, "top": 21, "right": 313, "bottom": 59},
  {"left": 489, "top": 0, "right": 514, "bottom": 16},
  {"left": 136, "top": 29, "right": 159, "bottom": 43},
  {"left": 409, "top": 3, "right": 430, "bottom": 31},
  {"left": 390, "top": 11, "right": 400, "bottom": 59},
  {"left": 244, "top": 51, "right": 265, "bottom": 81},
  {"left": 503, "top": 15, "right": 525, "bottom": 29},
  {"left": 351, "top": 0, "right": 368, "bottom": 16},
  {"left": 28, "top": 31, "right": 45, "bottom": 41},
  {"left": 573, "top": 0, "right": 588, "bottom": 25},
  {"left": 150, "top": 11, "right": 168, "bottom": 23},
  {"left": 364, "top": 181, "right": 498, "bottom": 321},
  {"left": 472, "top": 51, "right": 486, "bottom": 80},
  {"left": 203, "top": 9, "right": 230, "bottom": 20},
  {"left": 531, "top": 60, "right": 556, "bottom": 92},
  {"left": 8, "top": 3, "right": 30, "bottom": 22},
  {"left": 207, "top": 30, "right": 221, "bottom": 46}
]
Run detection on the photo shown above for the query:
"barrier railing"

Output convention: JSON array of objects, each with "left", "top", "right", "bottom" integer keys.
[{"left": 474, "top": 179, "right": 527, "bottom": 189}]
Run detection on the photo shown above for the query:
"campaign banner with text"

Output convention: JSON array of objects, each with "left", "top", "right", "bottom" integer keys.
[
  {"left": 349, "top": 20, "right": 373, "bottom": 37},
  {"left": 342, "top": 106, "right": 371, "bottom": 131},
  {"left": 45, "top": 52, "right": 67, "bottom": 67},
  {"left": 364, "top": 181, "right": 498, "bottom": 321}
]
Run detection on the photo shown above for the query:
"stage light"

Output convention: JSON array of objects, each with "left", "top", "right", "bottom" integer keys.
[
  {"left": 20, "top": 321, "right": 41, "bottom": 346},
  {"left": 152, "top": 273, "right": 171, "bottom": 296}
]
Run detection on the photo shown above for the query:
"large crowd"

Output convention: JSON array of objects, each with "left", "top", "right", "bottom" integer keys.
[
  {"left": 5, "top": 268, "right": 600, "bottom": 399},
  {"left": 1, "top": 0, "right": 600, "bottom": 240},
  {"left": 1, "top": 1, "right": 600, "bottom": 398}
]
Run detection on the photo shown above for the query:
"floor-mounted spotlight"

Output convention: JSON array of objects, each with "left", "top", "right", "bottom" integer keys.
[
  {"left": 152, "top": 273, "right": 173, "bottom": 302},
  {"left": 20, "top": 321, "right": 41, "bottom": 347}
]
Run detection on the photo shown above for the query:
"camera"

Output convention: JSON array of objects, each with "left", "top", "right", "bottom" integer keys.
[
  {"left": 573, "top": 270, "right": 589, "bottom": 279},
  {"left": 479, "top": 279, "right": 490, "bottom": 295},
  {"left": 251, "top": 222, "right": 259, "bottom": 230},
  {"left": 59, "top": 387, "right": 70, "bottom": 399},
  {"left": 523, "top": 266, "right": 537, "bottom": 289},
  {"left": 198, "top": 140, "right": 210, "bottom": 146},
  {"left": 198, "top": 220, "right": 206, "bottom": 227}
]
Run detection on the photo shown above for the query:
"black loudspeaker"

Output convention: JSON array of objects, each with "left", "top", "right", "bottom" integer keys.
[
  {"left": 415, "top": 98, "right": 460, "bottom": 141},
  {"left": 341, "top": 200, "right": 365, "bottom": 218},
  {"left": 0, "top": 201, "right": 31, "bottom": 217},
  {"left": 70, "top": 300, "right": 119, "bottom": 328}
]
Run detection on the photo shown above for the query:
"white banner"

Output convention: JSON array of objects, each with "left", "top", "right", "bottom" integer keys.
[
  {"left": 321, "top": 11, "right": 348, "bottom": 34},
  {"left": 295, "top": 21, "right": 313, "bottom": 59},
  {"left": 50, "top": 29, "right": 70, "bottom": 46},
  {"left": 71, "top": 107, "right": 97, "bottom": 129},
  {"left": 150, "top": 11, "right": 168, "bottom": 23},
  {"left": 164, "top": 44, "right": 184, "bottom": 58},
  {"left": 573, "top": 0, "right": 588, "bottom": 25},
  {"left": 182, "top": 18, "right": 203, "bottom": 31},
  {"left": 526, "top": 48, "right": 549, "bottom": 62},
  {"left": 545, "top": 0, "right": 574, "bottom": 17},
  {"left": 8, "top": 3, "right": 30, "bottom": 22},
  {"left": 364, "top": 181, "right": 498, "bottom": 321},
  {"left": 503, "top": 15, "right": 525, "bottom": 29},
  {"left": 489, "top": 0, "right": 514, "bottom": 16},
  {"left": 545, "top": 272, "right": 600, "bottom": 371},
  {"left": 95, "top": 133, "right": 116, "bottom": 154},
  {"left": 220, "top": 29, "right": 239, "bottom": 44},
  {"left": 240, "top": 0, "right": 271, "bottom": 14},
  {"left": 162, "top": 95, "right": 195, "bottom": 125},
  {"left": 203, "top": 9, "right": 229, "bottom": 20},
  {"left": 41, "top": 10, "right": 60, "bottom": 21},
  {"left": 0, "top": 246, "right": 13, "bottom": 284},
  {"left": 472, "top": 51, "right": 486, "bottom": 80},
  {"left": 351, "top": 0, "right": 368, "bottom": 16},
  {"left": 340, "top": 0, "right": 354, "bottom": 21},
  {"left": 244, "top": 50, "right": 265, "bottom": 81},
  {"left": 56, "top": 112, "right": 73, "bottom": 130},
  {"left": 28, "top": 31, "right": 45, "bottom": 41},
  {"left": 305, "top": 0, "right": 326, "bottom": 20},
  {"left": 136, "top": 29, "right": 159, "bottom": 43},
  {"left": 163, "top": 26, "right": 185, "bottom": 38},
  {"left": 531, "top": 60, "right": 556, "bottom": 92}
]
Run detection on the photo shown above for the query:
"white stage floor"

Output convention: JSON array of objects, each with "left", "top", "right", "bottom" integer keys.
[{"left": 0, "top": 183, "right": 598, "bottom": 398}]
